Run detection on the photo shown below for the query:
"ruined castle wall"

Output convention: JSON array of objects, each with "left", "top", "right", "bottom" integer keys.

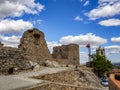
[
  {"left": 18, "top": 28, "right": 52, "bottom": 65},
  {"left": 68, "top": 44, "right": 80, "bottom": 65},
  {"left": 0, "top": 47, "right": 31, "bottom": 73},
  {"left": 0, "top": 28, "right": 52, "bottom": 73},
  {"left": 52, "top": 44, "right": 80, "bottom": 65}
]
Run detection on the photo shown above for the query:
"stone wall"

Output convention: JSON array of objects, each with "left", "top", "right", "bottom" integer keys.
[
  {"left": 52, "top": 44, "right": 80, "bottom": 65},
  {"left": 0, "top": 47, "right": 31, "bottom": 73},
  {"left": 19, "top": 28, "right": 52, "bottom": 65}
]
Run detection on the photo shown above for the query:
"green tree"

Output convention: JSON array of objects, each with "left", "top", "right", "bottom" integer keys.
[{"left": 92, "top": 54, "right": 113, "bottom": 77}]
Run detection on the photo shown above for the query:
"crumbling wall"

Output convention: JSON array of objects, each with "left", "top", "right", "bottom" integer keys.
[
  {"left": 0, "top": 28, "right": 52, "bottom": 73},
  {"left": 18, "top": 28, "right": 52, "bottom": 65},
  {"left": 52, "top": 44, "right": 80, "bottom": 65},
  {"left": 0, "top": 47, "right": 31, "bottom": 73}
]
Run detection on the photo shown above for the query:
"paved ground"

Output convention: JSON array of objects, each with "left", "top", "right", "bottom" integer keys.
[{"left": 0, "top": 67, "right": 69, "bottom": 90}]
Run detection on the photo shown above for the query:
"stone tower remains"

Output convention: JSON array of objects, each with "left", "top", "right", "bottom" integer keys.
[
  {"left": 52, "top": 44, "right": 79, "bottom": 65},
  {"left": 19, "top": 28, "right": 52, "bottom": 65}
]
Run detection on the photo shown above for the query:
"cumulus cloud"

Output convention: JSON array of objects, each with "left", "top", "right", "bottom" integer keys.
[
  {"left": 105, "top": 45, "right": 120, "bottom": 54},
  {"left": 99, "top": 18, "right": 120, "bottom": 26},
  {"left": 86, "top": 0, "right": 120, "bottom": 20},
  {"left": 98, "top": 0, "right": 119, "bottom": 5},
  {"left": 0, "top": 19, "right": 33, "bottom": 34},
  {"left": 47, "top": 41, "right": 61, "bottom": 53},
  {"left": 0, "top": 0, "right": 44, "bottom": 48},
  {"left": 111, "top": 37, "right": 120, "bottom": 42},
  {"left": 0, "top": 0, "right": 44, "bottom": 19},
  {"left": 74, "top": 16, "right": 83, "bottom": 21},
  {"left": 0, "top": 35, "right": 21, "bottom": 47},
  {"left": 60, "top": 33, "right": 107, "bottom": 47}
]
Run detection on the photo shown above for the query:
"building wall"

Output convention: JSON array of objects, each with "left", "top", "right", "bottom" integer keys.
[
  {"left": 52, "top": 44, "right": 80, "bottom": 65},
  {"left": 96, "top": 47, "right": 105, "bottom": 56},
  {"left": 109, "top": 74, "right": 120, "bottom": 90}
]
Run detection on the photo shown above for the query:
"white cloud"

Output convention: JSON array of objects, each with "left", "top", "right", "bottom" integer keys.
[
  {"left": 0, "top": 0, "right": 44, "bottom": 19},
  {"left": 47, "top": 41, "right": 61, "bottom": 53},
  {"left": 101, "top": 45, "right": 120, "bottom": 62},
  {"left": 32, "top": 19, "right": 42, "bottom": 26},
  {"left": 99, "top": 18, "right": 120, "bottom": 26},
  {"left": 80, "top": 52, "right": 88, "bottom": 64},
  {"left": 98, "top": 0, "right": 119, "bottom": 5},
  {"left": 60, "top": 33, "right": 107, "bottom": 47},
  {"left": 111, "top": 37, "right": 120, "bottom": 42},
  {"left": 105, "top": 45, "right": 120, "bottom": 54},
  {"left": 0, "top": 19, "right": 33, "bottom": 34},
  {"left": 74, "top": 16, "right": 83, "bottom": 21},
  {"left": 83, "top": 0, "right": 89, "bottom": 6},
  {"left": 86, "top": 0, "right": 120, "bottom": 20},
  {"left": 0, "top": 35, "right": 21, "bottom": 47}
]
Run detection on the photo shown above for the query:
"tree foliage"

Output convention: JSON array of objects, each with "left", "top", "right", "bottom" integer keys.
[{"left": 91, "top": 54, "right": 113, "bottom": 77}]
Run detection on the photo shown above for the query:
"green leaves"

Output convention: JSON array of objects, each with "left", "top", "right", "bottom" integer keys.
[{"left": 91, "top": 54, "right": 113, "bottom": 77}]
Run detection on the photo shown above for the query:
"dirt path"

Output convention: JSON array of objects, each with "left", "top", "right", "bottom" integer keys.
[{"left": 0, "top": 67, "right": 70, "bottom": 90}]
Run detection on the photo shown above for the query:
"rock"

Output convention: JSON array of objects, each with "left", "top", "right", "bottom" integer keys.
[
  {"left": 19, "top": 28, "right": 52, "bottom": 65},
  {"left": 75, "top": 66, "right": 103, "bottom": 88},
  {"left": 44, "top": 60, "right": 60, "bottom": 67},
  {"left": 29, "top": 61, "right": 40, "bottom": 71}
]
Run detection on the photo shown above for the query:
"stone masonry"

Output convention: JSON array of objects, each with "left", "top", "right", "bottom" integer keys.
[
  {"left": 0, "top": 47, "right": 31, "bottom": 73},
  {"left": 52, "top": 44, "right": 80, "bottom": 65},
  {"left": 18, "top": 28, "right": 52, "bottom": 65}
]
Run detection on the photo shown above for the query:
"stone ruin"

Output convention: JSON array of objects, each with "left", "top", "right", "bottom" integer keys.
[
  {"left": 0, "top": 28, "right": 80, "bottom": 74},
  {"left": 52, "top": 44, "right": 80, "bottom": 65},
  {"left": 18, "top": 28, "right": 52, "bottom": 65},
  {"left": 0, "top": 47, "right": 30, "bottom": 73},
  {"left": 0, "top": 28, "right": 52, "bottom": 74}
]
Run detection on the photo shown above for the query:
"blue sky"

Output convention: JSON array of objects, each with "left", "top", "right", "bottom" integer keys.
[{"left": 0, "top": 0, "right": 120, "bottom": 64}]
